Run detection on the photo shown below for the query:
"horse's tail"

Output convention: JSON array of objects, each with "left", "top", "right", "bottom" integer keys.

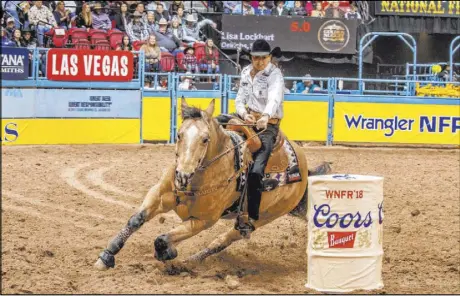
[{"left": 289, "top": 162, "right": 332, "bottom": 219}]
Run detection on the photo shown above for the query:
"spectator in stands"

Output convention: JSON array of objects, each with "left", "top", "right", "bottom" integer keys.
[
  {"left": 116, "top": 34, "right": 132, "bottom": 51},
  {"left": 233, "top": 1, "right": 255, "bottom": 15},
  {"left": 53, "top": 1, "right": 71, "bottom": 29},
  {"left": 18, "top": 2, "right": 31, "bottom": 30},
  {"left": 2, "top": 1, "right": 21, "bottom": 28},
  {"left": 310, "top": 1, "right": 325, "bottom": 17},
  {"left": 295, "top": 74, "right": 320, "bottom": 93},
  {"left": 153, "top": 18, "right": 182, "bottom": 54},
  {"left": 178, "top": 72, "right": 197, "bottom": 90},
  {"left": 1, "top": 26, "right": 15, "bottom": 46},
  {"left": 126, "top": 11, "right": 148, "bottom": 42},
  {"left": 292, "top": 1, "right": 306, "bottom": 16},
  {"left": 141, "top": 35, "right": 162, "bottom": 86},
  {"left": 325, "top": 1, "right": 344, "bottom": 18},
  {"left": 255, "top": 1, "right": 271, "bottom": 15},
  {"left": 5, "top": 17, "right": 16, "bottom": 39},
  {"left": 21, "top": 27, "right": 37, "bottom": 48},
  {"left": 114, "top": 2, "right": 129, "bottom": 32},
  {"left": 182, "top": 14, "right": 217, "bottom": 45},
  {"left": 183, "top": 46, "right": 199, "bottom": 73},
  {"left": 305, "top": 1, "right": 314, "bottom": 15},
  {"left": 223, "top": 1, "right": 239, "bottom": 13},
  {"left": 176, "top": 7, "right": 186, "bottom": 25},
  {"left": 91, "top": 2, "right": 111, "bottom": 31},
  {"left": 344, "top": 3, "right": 361, "bottom": 20},
  {"left": 438, "top": 65, "right": 451, "bottom": 82},
  {"left": 61, "top": 1, "right": 76, "bottom": 19},
  {"left": 169, "top": 0, "right": 185, "bottom": 16},
  {"left": 29, "top": 0, "right": 58, "bottom": 47},
  {"left": 75, "top": 3, "right": 92, "bottom": 29},
  {"left": 154, "top": 3, "right": 170, "bottom": 23},
  {"left": 200, "top": 38, "right": 220, "bottom": 75},
  {"left": 10, "top": 28, "right": 22, "bottom": 47},
  {"left": 146, "top": 12, "right": 157, "bottom": 34},
  {"left": 170, "top": 17, "right": 183, "bottom": 41},
  {"left": 134, "top": 2, "right": 148, "bottom": 24},
  {"left": 146, "top": 1, "right": 169, "bottom": 12},
  {"left": 271, "top": 0, "right": 291, "bottom": 16}
]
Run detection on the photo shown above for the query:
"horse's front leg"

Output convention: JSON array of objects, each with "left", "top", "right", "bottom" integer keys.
[
  {"left": 153, "top": 217, "right": 216, "bottom": 262},
  {"left": 94, "top": 167, "right": 176, "bottom": 271}
]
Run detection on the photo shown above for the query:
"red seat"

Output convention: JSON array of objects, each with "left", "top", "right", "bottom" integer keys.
[
  {"left": 69, "top": 28, "right": 89, "bottom": 41},
  {"left": 89, "top": 29, "right": 108, "bottom": 44},
  {"left": 132, "top": 40, "right": 146, "bottom": 51},
  {"left": 51, "top": 28, "right": 68, "bottom": 48},
  {"left": 193, "top": 42, "right": 205, "bottom": 50},
  {"left": 94, "top": 40, "right": 111, "bottom": 50},
  {"left": 108, "top": 30, "right": 124, "bottom": 50},
  {"left": 160, "top": 52, "right": 175, "bottom": 72},
  {"left": 74, "top": 39, "right": 90, "bottom": 49},
  {"left": 176, "top": 51, "right": 187, "bottom": 71}
]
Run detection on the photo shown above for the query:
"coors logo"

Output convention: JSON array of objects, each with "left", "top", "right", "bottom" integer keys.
[{"left": 328, "top": 231, "right": 356, "bottom": 248}]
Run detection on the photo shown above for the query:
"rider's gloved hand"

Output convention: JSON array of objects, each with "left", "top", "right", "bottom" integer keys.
[
  {"left": 256, "top": 115, "right": 269, "bottom": 130},
  {"left": 244, "top": 114, "right": 256, "bottom": 123}
]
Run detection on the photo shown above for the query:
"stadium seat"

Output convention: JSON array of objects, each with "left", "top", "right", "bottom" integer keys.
[
  {"left": 176, "top": 51, "right": 187, "bottom": 71},
  {"left": 74, "top": 39, "right": 90, "bottom": 50},
  {"left": 108, "top": 30, "right": 124, "bottom": 50},
  {"left": 89, "top": 29, "right": 108, "bottom": 44},
  {"left": 132, "top": 40, "right": 146, "bottom": 51},
  {"left": 160, "top": 52, "right": 175, "bottom": 72},
  {"left": 69, "top": 28, "right": 89, "bottom": 42},
  {"left": 94, "top": 40, "right": 111, "bottom": 50},
  {"left": 50, "top": 28, "right": 68, "bottom": 48}
]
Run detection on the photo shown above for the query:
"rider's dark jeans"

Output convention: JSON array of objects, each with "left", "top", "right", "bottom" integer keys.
[
  {"left": 248, "top": 123, "right": 279, "bottom": 221},
  {"left": 215, "top": 113, "right": 279, "bottom": 221}
]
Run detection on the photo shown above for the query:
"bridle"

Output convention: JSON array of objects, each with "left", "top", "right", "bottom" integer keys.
[{"left": 173, "top": 119, "right": 266, "bottom": 201}]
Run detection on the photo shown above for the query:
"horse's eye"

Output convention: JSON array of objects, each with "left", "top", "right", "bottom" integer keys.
[{"left": 202, "top": 138, "right": 209, "bottom": 144}]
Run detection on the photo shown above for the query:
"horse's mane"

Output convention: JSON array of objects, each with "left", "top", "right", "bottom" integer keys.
[{"left": 181, "top": 105, "right": 203, "bottom": 120}]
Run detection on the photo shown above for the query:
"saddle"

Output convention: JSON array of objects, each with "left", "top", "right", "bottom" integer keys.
[{"left": 225, "top": 117, "right": 289, "bottom": 174}]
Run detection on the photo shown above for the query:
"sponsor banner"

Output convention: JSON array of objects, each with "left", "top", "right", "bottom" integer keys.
[
  {"left": 142, "top": 97, "right": 171, "bottom": 141},
  {"left": 1, "top": 47, "right": 29, "bottom": 80},
  {"left": 46, "top": 49, "right": 133, "bottom": 82},
  {"left": 2, "top": 88, "right": 140, "bottom": 118},
  {"left": 375, "top": 1, "right": 460, "bottom": 17},
  {"left": 1, "top": 119, "right": 140, "bottom": 145},
  {"left": 228, "top": 99, "right": 329, "bottom": 141},
  {"left": 221, "top": 15, "right": 358, "bottom": 54},
  {"left": 334, "top": 102, "right": 460, "bottom": 145}
]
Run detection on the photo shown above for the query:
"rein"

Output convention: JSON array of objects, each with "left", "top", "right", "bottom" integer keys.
[
  {"left": 174, "top": 122, "right": 265, "bottom": 200},
  {"left": 197, "top": 124, "right": 266, "bottom": 171}
]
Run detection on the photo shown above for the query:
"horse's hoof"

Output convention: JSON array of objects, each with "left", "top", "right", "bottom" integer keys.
[
  {"left": 94, "top": 258, "right": 110, "bottom": 271},
  {"left": 154, "top": 234, "right": 178, "bottom": 262},
  {"left": 95, "top": 250, "right": 115, "bottom": 270}
]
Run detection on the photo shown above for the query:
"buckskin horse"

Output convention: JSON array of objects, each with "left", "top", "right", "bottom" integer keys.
[{"left": 94, "top": 98, "right": 331, "bottom": 270}]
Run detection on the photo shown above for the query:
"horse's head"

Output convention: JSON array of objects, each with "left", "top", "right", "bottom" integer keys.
[{"left": 175, "top": 98, "right": 216, "bottom": 189}]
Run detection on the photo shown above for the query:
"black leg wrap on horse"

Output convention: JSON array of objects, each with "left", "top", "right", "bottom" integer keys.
[
  {"left": 98, "top": 250, "right": 115, "bottom": 268},
  {"left": 107, "top": 211, "right": 146, "bottom": 255},
  {"left": 154, "top": 234, "right": 178, "bottom": 261}
]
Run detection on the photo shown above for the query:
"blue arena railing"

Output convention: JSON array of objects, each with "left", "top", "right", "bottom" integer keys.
[{"left": 450, "top": 36, "right": 460, "bottom": 81}]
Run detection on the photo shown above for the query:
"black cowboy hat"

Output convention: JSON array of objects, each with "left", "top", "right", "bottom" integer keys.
[{"left": 249, "top": 39, "right": 282, "bottom": 59}]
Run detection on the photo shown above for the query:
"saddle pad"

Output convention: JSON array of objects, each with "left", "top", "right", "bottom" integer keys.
[{"left": 226, "top": 131, "right": 302, "bottom": 193}]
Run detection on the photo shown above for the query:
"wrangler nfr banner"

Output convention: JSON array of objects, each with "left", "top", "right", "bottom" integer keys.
[
  {"left": 375, "top": 1, "right": 460, "bottom": 17},
  {"left": 221, "top": 15, "right": 358, "bottom": 54}
]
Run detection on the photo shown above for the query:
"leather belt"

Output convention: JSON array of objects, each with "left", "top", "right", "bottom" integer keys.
[{"left": 249, "top": 110, "right": 281, "bottom": 125}]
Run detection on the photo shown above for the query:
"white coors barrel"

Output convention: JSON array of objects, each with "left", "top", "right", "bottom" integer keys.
[{"left": 306, "top": 174, "right": 384, "bottom": 293}]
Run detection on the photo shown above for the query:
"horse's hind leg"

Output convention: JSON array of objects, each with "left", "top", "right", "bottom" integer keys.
[{"left": 94, "top": 167, "right": 176, "bottom": 271}]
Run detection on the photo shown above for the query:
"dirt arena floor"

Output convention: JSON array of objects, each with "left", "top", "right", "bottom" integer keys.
[{"left": 1, "top": 144, "right": 459, "bottom": 294}]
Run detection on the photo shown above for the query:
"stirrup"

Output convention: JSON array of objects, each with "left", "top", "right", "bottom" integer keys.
[{"left": 234, "top": 219, "right": 255, "bottom": 239}]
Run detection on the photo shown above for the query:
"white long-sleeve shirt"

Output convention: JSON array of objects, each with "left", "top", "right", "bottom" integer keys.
[{"left": 235, "top": 63, "right": 284, "bottom": 119}]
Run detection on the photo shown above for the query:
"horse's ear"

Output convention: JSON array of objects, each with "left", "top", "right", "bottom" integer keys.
[{"left": 205, "top": 99, "right": 215, "bottom": 117}]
